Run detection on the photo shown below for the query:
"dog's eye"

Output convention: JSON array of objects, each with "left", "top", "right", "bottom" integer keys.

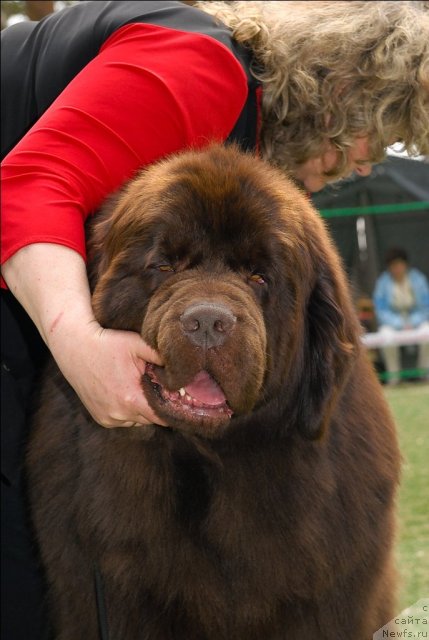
[
  {"left": 157, "top": 264, "right": 175, "bottom": 273},
  {"left": 249, "top": 273, "right": 266, "bottom": 285}
]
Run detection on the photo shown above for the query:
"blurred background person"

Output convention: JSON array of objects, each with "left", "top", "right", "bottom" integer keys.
[{"left": 373, "top": 247, "right": 429, "bottom": 384}]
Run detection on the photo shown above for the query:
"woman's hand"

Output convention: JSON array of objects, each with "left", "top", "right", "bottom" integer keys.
[
  {"left": 51, "top": 322, "right": 167, "bottom": 428},
  {"left": 2, "top": 243, "right": 167, "bottom": 428}
]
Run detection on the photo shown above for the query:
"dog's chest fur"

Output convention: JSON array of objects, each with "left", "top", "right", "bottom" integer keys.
[{"left": 63, "top": 419, "right": 298, "bottom": 635}]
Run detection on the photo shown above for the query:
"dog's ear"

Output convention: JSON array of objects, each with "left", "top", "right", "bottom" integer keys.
[
  {"left": 85, "top": 192, "right": 123, "bottom": 291},
  {"left": 291, "top": 262, "right": 359, "bottom": 440}
]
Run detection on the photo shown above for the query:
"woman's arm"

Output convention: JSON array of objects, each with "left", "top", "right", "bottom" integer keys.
[
  {"left": 1, "top": 23, "right": 248, "bottom": 267},
  {"left": 1, "top": 24, "right": 248, "bottom": 427},
  {"left": 2, "top": 243, "right": 166, "bottom": 427}
]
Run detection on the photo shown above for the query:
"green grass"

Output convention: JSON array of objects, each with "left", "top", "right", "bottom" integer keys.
[{"left": 383, "top": 382, "right": 429, "bottom": 611}]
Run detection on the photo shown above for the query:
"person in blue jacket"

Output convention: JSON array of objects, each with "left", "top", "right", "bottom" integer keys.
[{"left": 373, "top": 247, "right": 429, "bottom": 383}]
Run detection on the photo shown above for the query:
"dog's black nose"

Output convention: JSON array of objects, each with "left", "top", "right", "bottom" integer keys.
[{"left": 180, "top": 302, "right": 236, "bottom": 349}]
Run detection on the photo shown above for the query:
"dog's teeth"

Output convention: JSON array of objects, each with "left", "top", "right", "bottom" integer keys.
[
  {"left": 179, "top": 388, "right": 186, "bottom": 397},
  {"left": 185, "top": 394, "right": 192, "bottom": 402}
]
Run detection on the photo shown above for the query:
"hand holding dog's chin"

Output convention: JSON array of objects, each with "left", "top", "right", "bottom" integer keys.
[
  {"left": 2, "top": 243, "right": 168, "bottom": 429},
  {"left": 55, "top": 307, "right": 169, "bottom": 430},
  {"left": 55, "top": 324, "right": 169, "bottom": 429}
]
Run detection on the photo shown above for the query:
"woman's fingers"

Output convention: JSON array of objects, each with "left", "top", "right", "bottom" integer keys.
[{"left": 52, "top": 324, "right": 168, "bottom": 428}]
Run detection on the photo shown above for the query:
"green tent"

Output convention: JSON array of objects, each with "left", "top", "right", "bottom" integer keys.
[{"left": 311, "top": 156, "right": 429, "bottom": 299}]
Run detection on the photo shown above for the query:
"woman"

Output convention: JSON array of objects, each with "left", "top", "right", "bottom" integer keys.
[
  {"left": 374, "top": 247, "right": 429, "bottom": 384},
  {"left": 1, "top": 2, "right": 428, "bottom": 637}
]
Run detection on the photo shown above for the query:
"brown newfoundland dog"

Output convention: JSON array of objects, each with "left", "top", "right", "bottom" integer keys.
[{"left": 27, "top": 145, "right": 400, "bottom": 640}]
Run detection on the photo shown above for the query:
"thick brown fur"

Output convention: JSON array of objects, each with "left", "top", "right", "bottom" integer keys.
[{"left": 27, "top": 145, "right": 400, "bottom": 640}]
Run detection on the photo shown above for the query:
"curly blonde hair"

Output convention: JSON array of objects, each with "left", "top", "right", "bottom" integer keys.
[{"left": 196, "top": 1, "right": 429, "bottom": 176}]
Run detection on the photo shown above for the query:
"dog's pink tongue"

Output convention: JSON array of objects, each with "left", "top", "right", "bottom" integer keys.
[{"left": 184, "top": 371, "right": 226, "bottom": 406}]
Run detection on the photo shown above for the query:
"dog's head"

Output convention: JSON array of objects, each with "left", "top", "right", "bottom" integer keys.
[{"left": 89, "top": 145, "right": 360, "bottom": 440}]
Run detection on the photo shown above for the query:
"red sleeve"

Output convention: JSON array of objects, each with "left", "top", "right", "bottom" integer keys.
[{"left": 1, "top": 23, "right": 248, "bottom": 272}]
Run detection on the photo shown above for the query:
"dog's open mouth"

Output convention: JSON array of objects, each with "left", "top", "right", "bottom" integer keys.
[{"left": 145, "top": 364, "right": 233, "bottom": 422}]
